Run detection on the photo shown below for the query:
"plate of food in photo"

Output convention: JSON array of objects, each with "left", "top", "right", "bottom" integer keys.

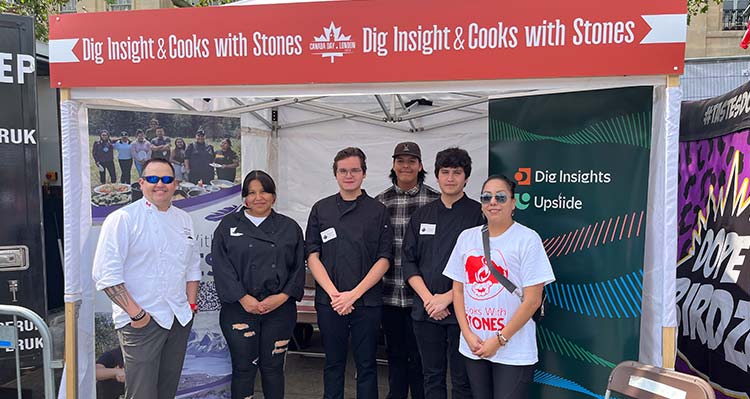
[
  {"left": 173, "top": 189, "right": 188, "bottom": 201},
  {"left": 91, "top": 192, "right": 131, "bottom": 207},
  {"left": 210, "top": 179, "right": 234, "bottom": 189},
  {"left": 93, "top": 183, "right": 131, "bottom": 195},
  {"left": 179, "top": 182, "right": 197, "bottom": 190},
  {"left": 187, "top": 187, "right": 207, "bottom": 197}
]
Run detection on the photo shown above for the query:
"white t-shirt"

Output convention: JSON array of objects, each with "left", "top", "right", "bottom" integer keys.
[
  {"left": 443, "top": 222, "right": 555, "bottom": 365},
  {"left": 244, "top": 212, "right": 267, "bottom": 227}
]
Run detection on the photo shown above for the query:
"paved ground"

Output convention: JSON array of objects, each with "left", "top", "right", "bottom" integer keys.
[
  {"left": 276, "top": 331, "right": 391, "bottom": 399},
  {"left": 279, "top": 352, "right": 390, "bottom": 399},
  {"left": 2, "top": 331, "right": 394, "bottom": 399}
]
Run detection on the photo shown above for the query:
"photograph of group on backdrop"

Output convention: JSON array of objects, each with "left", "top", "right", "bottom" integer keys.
[
  {"left": 88, "top": 109, "right": 243, "bottom": 398},
  {"left": 88, "top": 109, "right": 241, "bottom": 211}
]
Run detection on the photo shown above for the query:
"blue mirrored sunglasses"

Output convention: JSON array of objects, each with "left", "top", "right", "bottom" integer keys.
[
  {"left": 143, "top": 175, "right": 175, "bottom": 184},
  {"left": 480, "top": 192, "right": 508, "bottom": 204}
]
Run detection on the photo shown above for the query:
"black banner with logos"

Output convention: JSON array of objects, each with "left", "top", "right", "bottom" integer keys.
[
  {"left": 0, "top": 13, "right": 46, "bottom": 372},
  {"left": 488, "top": 87, "right": 652, "bottom": 399}
]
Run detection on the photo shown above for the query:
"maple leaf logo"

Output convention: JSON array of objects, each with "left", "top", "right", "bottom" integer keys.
[
  {"left": 314, "top": 22, "right": 352, "bottom": 42},
  {"left": 310, "top": 21, "right": 356, "bottom": 63}
]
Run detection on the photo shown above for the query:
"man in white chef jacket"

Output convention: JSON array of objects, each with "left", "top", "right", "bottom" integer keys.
[{"left": 93, "top": 158, "right": 202, "bottom": 399}]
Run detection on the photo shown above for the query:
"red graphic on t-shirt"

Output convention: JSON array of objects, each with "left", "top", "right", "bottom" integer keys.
[{"left": 465, "top": 255, "right": 508, "bottom": 300}]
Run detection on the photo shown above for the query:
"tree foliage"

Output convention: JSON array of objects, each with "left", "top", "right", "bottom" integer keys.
[
  {"left": 687, "top": 0, "right": 723, "bottom": 23},
  {"left": 0, "top": 0, "right": 232, "bottom": 42},
  {"left": 0, "top": 0, "right": 70, "bottom": 41},
  {"left": 87, "top": 109, "right": 240, "bottom": 141},
  {"left": 171, "top": 0, "right": 233, "bottom": 8},
  {"left": 0, "top": 0, "right": 727, "bottom": 45}
]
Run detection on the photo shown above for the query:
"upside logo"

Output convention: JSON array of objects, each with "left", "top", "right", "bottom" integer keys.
[
  {"left": 515, "top": 193, "right": 531, "bottom": 210},
  {"left": 514, "top": 167, "right": 532, "bottom": 186}
]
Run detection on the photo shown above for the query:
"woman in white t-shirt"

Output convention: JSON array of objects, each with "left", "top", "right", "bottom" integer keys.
[{"left": 443, "top": 175, "right": 555, "bottom": 399}]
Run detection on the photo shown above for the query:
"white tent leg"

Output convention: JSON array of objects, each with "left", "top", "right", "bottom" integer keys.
[{"left": 640, "top": 77, "right": 680, "bottom": 368}]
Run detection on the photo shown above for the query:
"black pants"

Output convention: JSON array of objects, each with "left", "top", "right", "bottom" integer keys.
[
  {"left": 119, "top": 159, "right": 133, "bottom": 184},
  {"left": 316, "top": 304, "right": 381, "bottom": 399},
  {"left": 464, "top": 359, "right": 534, "bottom": 399},
  {"left": 382, "top": 306, "right": 424, "bottom": 399},
  {"left": 219, "top": 300, "right": 296, "bottom": 399},
  {"left": 99, "top": 160, "right": 116, "bottom": 184},
  {"left": 412, "top": 321, "right": 472, "bottom": 399},
  {"left": 189, "top": 168, "right": 214, "bottom": 184}
]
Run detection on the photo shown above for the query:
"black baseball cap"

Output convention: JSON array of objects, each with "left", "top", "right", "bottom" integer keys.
[{"left": 392, "top": 142, "right": 421, "bottom": 160}]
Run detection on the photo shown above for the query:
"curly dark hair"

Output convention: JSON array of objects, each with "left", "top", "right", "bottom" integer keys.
[{"left": 434, "top": 147, "right": 472, "bottom": 178}]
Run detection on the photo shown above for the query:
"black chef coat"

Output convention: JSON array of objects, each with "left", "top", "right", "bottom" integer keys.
[
  {"left": 212, "top": 209, "right": 305, "bottom": 304},
  {"left": 305, "top": 191, "right": 393, "bottom": 307},
  {"left": 402, "top": 194, "right": 484, "bottom": 323}
]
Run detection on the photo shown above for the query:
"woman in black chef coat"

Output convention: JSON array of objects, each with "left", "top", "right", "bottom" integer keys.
[{"left": 212, "top": 170, "right": 305, "bottom": 399}]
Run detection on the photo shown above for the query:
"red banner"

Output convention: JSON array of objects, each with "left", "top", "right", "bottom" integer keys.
[{"left": 48, "top": 0, "right": 686, "bottom": 88}]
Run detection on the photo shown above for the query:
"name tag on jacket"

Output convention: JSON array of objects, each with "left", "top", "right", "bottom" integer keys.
[
  {"left": 420, "top": 224, "right": 436, "bottom": 235},
  {"left": 321, "top": 227, "right": 337, "bottom": 243}
]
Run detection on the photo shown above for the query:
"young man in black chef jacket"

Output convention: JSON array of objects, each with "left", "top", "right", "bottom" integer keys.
[{"left": 306, "top": 147, "right": 394, "bottom": 399}]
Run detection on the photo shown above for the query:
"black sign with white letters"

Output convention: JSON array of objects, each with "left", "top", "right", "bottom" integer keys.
[{"left": 0, "top": 13, "right": 46, "bottom": 373}]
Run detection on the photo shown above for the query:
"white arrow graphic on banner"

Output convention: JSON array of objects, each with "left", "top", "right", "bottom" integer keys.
[
  {"left": 49, "top": 39, "right": 80, "bottom": 63},
  {"left": 640, "top": 14, "right": 687, "bottom": 44}
]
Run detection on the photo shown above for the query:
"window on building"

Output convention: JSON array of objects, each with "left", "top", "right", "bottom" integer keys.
[
  {"left": 189, "top": 0, "right": 225, "bottom": 5},
  {"left": 109, "top": 0, "right": 133, "bottom": 11},
  {"left": 723, "top": 0, "right": 750, "bottom": 30},
  {"left": 59, "top": 0, "right": 76, "bottom": 13}
]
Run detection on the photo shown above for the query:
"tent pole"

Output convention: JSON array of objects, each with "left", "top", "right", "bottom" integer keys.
[
  {"left": 290, "top": 103, "right": 411, "bottom": 132},
  {"left": 662, "top": 74, "right": 680, "bottom": 370},
  {"left": 397, "top": 97, "right": 488, "bottom": 121},
  {"left": 62, "top": 87, "right": 80, "bottom": 399},
  {"left": 394, "top": 95, "right": 418, "bottom": 132},
  {"left": 374, "top": 95, "right": 394, "bottom": 122}
]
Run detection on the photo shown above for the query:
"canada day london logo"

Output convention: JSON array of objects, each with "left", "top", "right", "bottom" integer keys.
[{"left": 310, "top": 22, "right": 356, "bottom": 63}]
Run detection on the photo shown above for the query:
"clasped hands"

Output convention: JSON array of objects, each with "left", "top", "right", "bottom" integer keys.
[
  {"left": 464, "top": 330, "right": 507, "bottom": 359},
  {"left": 424, "top": 292, "right": 452, "bottom": 321},
  {"left": 240, "top": 293, "right": 288, "bottom": 315},
  {"left": 330, "top": 290, "right": 358, "bottom": 316}
]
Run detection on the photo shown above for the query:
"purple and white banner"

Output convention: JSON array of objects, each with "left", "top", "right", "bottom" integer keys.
[
  {"left": 678, "top": 83, "right": 750, "bottom": 399},
  {"left": 88, "top": 109, "right": 242, "bottom": 399}
]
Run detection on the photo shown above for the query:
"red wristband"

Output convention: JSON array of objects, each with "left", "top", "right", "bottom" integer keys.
[{"left": 190, "top": 303, "right": 198, "bottom": 312}]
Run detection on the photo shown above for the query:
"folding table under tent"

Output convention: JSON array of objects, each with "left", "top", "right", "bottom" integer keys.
[{"left": 48, "top": 0, "right": 686, "bottom": 397}]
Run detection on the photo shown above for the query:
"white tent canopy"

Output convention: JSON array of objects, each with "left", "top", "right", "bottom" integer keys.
[
  {"left": 60, "top": 74, "right": 679, "bottom": 398},
  {"left": 52, "top": 0, "right": 684, "bottom": 394}
]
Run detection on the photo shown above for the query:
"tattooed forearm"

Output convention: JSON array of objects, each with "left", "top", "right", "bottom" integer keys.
[{"left": 103, "top": 283, "right": 139, "bottom": 314}]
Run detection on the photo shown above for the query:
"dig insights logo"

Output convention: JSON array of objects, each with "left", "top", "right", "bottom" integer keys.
[{"left": 514, "top": 167, "right": 532, "bottom": 186}]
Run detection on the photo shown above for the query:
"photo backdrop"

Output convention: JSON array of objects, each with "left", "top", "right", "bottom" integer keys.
[{"left": 488, "top": 87, "right": 653, "bottom": 399}]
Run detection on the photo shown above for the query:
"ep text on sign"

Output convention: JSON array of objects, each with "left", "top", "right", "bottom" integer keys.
[{"left": 1, "top": 52, "right": 35, "bottom": 85}]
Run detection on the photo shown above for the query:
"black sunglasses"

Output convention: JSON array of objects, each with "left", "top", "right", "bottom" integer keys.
[
  {"left": 143, "top": 175, "right": 175, "bottom": 184},
  {"left": 480, "top": 192, "right": 509, "bottom": 204}
]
